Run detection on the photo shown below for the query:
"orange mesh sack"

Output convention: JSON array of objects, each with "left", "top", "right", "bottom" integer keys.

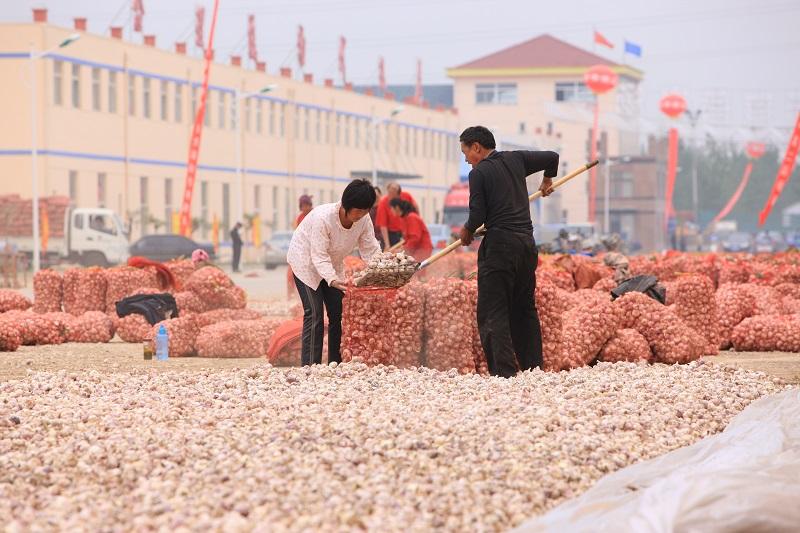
[{"left": 341, "top": 286, "right": 396, "bottom": 366}]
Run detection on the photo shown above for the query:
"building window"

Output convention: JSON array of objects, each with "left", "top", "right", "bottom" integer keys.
[
  {"left": 71, "top": 63, "right": 81, "bottom": 108},
  {"left": 91, "top": 68, "right": 101, "bottom": 111},
  {"left": 555, "top": 81, "right": 593, "bottom": 102},
  {"left": 413, "top": 129, "right": 418, "bottom": 157},
  {"left": 128, "top": 74, "right": 136, "bottom": 116},
  {"left": 269, "top": 101, "right": 275, "bottom": 135},
  {"left": 222, "top": 183, "right": 230, "bottom": 233},
  {"left": 53, "top": 60, "right": 63, "bottom": 105},
  {"left": 344, "top": 116, "right": 350, "bottom": 146},
  {"left": 69, "top": 170, "right": 78, "bottom": 206},
  {"left": 284, "top": 188, "right": 291, "bottom": 231},
  {"left": 142, "top": 77, "right": 151, "bottom": 118},
  {"left": 254, "top": 184, "right": 261, "bottom": 216},
  {"left": 108, "top": 71, "right": 117, "bottom": 113},
  {"left": 324, "top": 112, "right": 330, "bottom": 144},
  {"left": 336, "top": 114, "right": 341, "bottom": 145},
  {"left": 245, "top": 98, "right": 251, "bottom": 132},
  {"left": 191, "top": 86, "right": 197, "bottom": 120},
  {"left": 164, "top": 177, "right": 173, "bottom": 233},
  {"left": 315, "top": 110, "right": 321, "bottom": 142},
  {"left": 200, "top": 180, "right": 209, "bottom": 238},
  {"left": 218, "top": 91, "right": 226, "bottom": 129},
  {"left": 230, "top": 94, "right": 237, "bottom": 130},
  {"left": 272, "top": 185, "right": 279, "bottom": 228},
  {"left": 294, "top": 105, "right": 300, "bottom": 139},
  {"left": 475, "top": 82, "right": 517, "bottom": 105},
  {"left": 204, "top": 90, "right": 210, "bottom": 126},
  {"left": 612, "top": 171, "right": 635, "bottom": 198},
  {"left": 159, "top": 80, "right": 168, "bottom": 120},
  {"left": 97, "top": 172, "right": 106, "bottom": 208},
  {"left": 518, "top": 122, "right": 526, "bottom": 135},
  {"left": 174, "top": 83, "right": 182, "bottom": 122},
  {"left": 139, "top": 176, "right": 149, "bottom": 234},
  {"left": 304, "top": 108, "right": 310, "bottom": 141},
  {"left": 256, "top": 99, "right": 262, "bottom": 134},
  {"left": 279, "top": 103, "right": 286, "bottom": 136}
]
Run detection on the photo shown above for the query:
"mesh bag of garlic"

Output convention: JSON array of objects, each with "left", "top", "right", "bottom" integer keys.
[
  {"left": 0, "top": 289, "right": 32, "bottom": 313},
  {"left": 423, "top": 278, "right": 475, "bottom": 373},
  {"left": 32, "top": 269, "right": 62, "bottom": 313},
  {"left": 148, "top": 316, "right": 199, "bottom": 357},
  {"left": 663, "top": 274, "right": 721, "bottom": 355},
  {"left": 731, "top": 314, "right": 800, "bottom": 352},
  {"left": 104, "top": 266, "right": 159, "bottom": 313},
  {"left": 63, "top": 267, "right": 108, "bottom": 316},
  {"left": 196, "top": 318, "right": 283, "bottom": 358},
  {"left": 391, "top": 282, "right": 425, "bottom": 368},
  {"left": 341, "top": 286, "right": 397, "bottom": 366},
  {"left": 164, "top": 258, "right": 197, "bottom": 290},
  {"left": 352, "top": 251, "right": 418, "bottom": 288}
]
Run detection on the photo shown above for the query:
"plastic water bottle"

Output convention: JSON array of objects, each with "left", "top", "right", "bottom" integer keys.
[{"left": 155, "top": 325, "right": 169, "bottom": 361}]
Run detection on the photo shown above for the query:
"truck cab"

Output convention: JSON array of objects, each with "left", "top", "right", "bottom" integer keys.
[{"left": 66, "top": 208, "right": 129, "bottom": 266}]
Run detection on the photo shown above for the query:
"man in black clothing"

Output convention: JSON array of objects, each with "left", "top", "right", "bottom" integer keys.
[
  {"left": 458, "top": 126, "right": 559, "bottom": 378},
  {"left": 230, "top": 222, "right": 244, "bottom": 273}
]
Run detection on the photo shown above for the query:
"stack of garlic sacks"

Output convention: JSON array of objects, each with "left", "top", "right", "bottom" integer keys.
[{"left": 342, "top": 250, "right": 800, "bottom": 373}]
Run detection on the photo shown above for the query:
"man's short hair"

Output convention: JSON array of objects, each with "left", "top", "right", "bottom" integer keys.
[
  {"left": 459, "top": 126, "right": 496, "bottom": 149},
  {"left": 341, "top": 179, "right": 377, "bottom": 211}
]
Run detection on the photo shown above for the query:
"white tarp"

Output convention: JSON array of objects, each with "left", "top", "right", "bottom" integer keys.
[{"left": 513, "top": 389, "right": 800, "bottom": 533}]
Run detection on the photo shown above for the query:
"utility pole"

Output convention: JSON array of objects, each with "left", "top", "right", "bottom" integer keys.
[{"left": 686, "top": 109, "right": 702, "bottom": 226}]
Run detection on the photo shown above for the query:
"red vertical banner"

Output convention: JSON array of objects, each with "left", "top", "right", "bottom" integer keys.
[
  {"left": 589, "top": 98, "right": 599, "bottom": 223},
  {"left": 297, "top": 25, "right": 306, "bottom": 69},
  {"left": 759, "top": 112, "right": 800, "bottom": 226},
  {"left": 414, "top": 58, "right": 422, "bottom": 104},
  {"left": 711, "top": 162, "right": 753, "bottom": 227},
  {"left": 378, "top": 56, "right": 386, "bottom": 93},
  {"left": 338, "top": 36, "right": 346, "bottom": 84},
  {"left": 664, "top": 127, "right": 679, "bottom": 224},
  {"left": 179, "top": 0, "right": 220, "bottom": 236},
  {"left": 248, "top": 15, "right": 258, "bottom": 63},
  {"left": 194, "top": 7, "right": 205, "bottom": 50},
  {"left": 132, "top": 0, "right": 145, "bottom": 32}
]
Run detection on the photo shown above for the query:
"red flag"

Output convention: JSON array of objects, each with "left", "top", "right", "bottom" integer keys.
[
  {"left": 338, "top": 36, "right": 346, "bottom": 84},
  {"left": 195, "top": 6, "right": 205, "bottom": 50},
  {"left": 759, "top": 112, "right": 800, "bottom": 226},
  {"left": 594, "top": 30, "right": 614, "bottom": 49},
  {"left": 710, "top": 162, "right": 753, "bottom": 227},
  {"left": 248, "top": 15, "right": 258, "bottom": 62},
  {"left": 297, "top": 25, "right": 306, "bottom": 69},
  {"left": 179, "top": 0, "right": 220, "bottom": 236},
  {"left": 414, "top": 58, "right": 422, "bottom": 104},
  {"left": 132, "top": 0, "right": 145, "bottom": 33},
  {"left": 378, "top": 56, "right": 386, "bottom": 92},
  {"left": 664, "top": 127, "right": 679, "bottom": 224}
]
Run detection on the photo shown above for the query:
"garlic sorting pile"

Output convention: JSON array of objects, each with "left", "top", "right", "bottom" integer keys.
[
  {"left": 0, "top": 362, "right": 787, "bottom": 532},
  {"left": 353, "top": 252, "right": 418, "bottom": 288}
]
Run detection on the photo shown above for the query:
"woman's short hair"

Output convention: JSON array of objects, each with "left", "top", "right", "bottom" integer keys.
[
  {"left": 342, "top": 179, "right": 377, "bottom": 211},
  {"left": 389, "top": 197, "right": 414, "bottom": 216}
]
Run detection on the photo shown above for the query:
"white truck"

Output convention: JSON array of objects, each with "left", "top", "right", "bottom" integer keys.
[{"left": 0, "top": 196, "right": 129, "bottom": 267}]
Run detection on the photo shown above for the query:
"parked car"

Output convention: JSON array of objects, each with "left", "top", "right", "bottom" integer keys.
[
  {"left": 787, "top": 231, "right": 800, "bottom": 249},
  {"left": 129, "top": 234, "right": 215, "bottom": 262},
  {"left": 767, "top": 231, "right": 788, "bottom": 252},
  {"left": 722, "top": 232, "right": 754, "bottom": 253},
  {"left": 264, "top": 231, "right": 293, "bottom": 269},
  {"left": 754, "top": 232, "right": 774, "bottom": 254},
  {"left": 427, "top": 223, "right": 452, "bottom": 249}
]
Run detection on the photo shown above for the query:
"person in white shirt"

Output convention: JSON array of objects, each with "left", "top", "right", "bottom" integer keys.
[{"left": 287, "top": 179, "right": 381, "bottom": 365}]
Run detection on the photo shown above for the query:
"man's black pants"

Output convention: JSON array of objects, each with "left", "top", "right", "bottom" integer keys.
[
  {"left": 388, "top": 230, "right": 403, "bottom": 246},
  {"left": 294, "top": 275, "right": 343, "bottom": 366},
  {"left": 476, "top": 230, "right": 543, "bottom": 378},
  {"left": 232, "top": 245, "right": 242, "bottom": 272}
]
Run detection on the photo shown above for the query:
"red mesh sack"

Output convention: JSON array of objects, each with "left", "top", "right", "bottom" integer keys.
[
  {"left": 423, "top": 279, "right": 475, "bottom": 373},
  {"left": 105, "top": 266, "right": 159, "bottom": 313},
  {"left": 341, "top": 286, "right": 396, "bottom": 366},
  {"left": 164, "top": 259, "right": 197, "bottom": 290},
  {"left": 593, "top": 277, "right": 617, "bottom": 292},
  {"left": 0, "top": 317, "right": 22, "bottom": 351},
  {"left": 194, "top": 308, "right": 263, "bottom": 329},
  {"left": 782, "top": 296, "right": 800, "bottom": 315},
  {"left": 32, "top": 270, "right": 62, "bottom": 312},
  {"left": 0, "top": 289, "right": 32, "bottom": 313},
  {"left": 731, "top": 315, "right": 800, "bottom": 352},
  {"left": 775, "top": 282, "right": 800, "bottom": 300},
  {"left": 184, "top": 266, "right": 235, "bottom": 309},
  {"left": 196, "top": 318, "right": 282, "bottom": 358},
  {"left": 558, "top": 299, "right": 620, "bottom": 370},
  {"left": 614, "top": 292, "right": 706, "bottom": 364},
  {"left": 717, "top": 259, "right": 752, "bottom": 285},
  {"left": 63, "top": 267, "right": 107, "bottom": 315},
  {"left": 599, "top": 328, "right": 653, "bottom": 363},
  {"left": 266, "top": 318, "right": 303, "bottom": 366},
  {"left": 392, "top": 281, "right": 425, "bottom": 369},
  {"left": 149, "top": 316, "right": 199, "bottom": 357},
  {"left": 66, "top": 311, "right": 115, "bottom": 343},
  {"left": 7, "top": 310, "right": 66, "bottom": 345},
  {"left": 537, "top": 268, "right": 575, "bottom": 291},
  {"left": 664, "top": 274, "right": 720, "bottom": 355},
  {"left": 715, "top": 284, "right": 755, "bottom": 350},
  {"left": 115, "top": 314, "right": 152, "bottom": 343},
  {"left": 466, "top": 280, "right": 489, "bottom": 375},
  {"left": 536, "top": 281, "right": 568, "bottom": 372}
]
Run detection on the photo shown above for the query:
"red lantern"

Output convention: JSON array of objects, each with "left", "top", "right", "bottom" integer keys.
[
  {"left": 659, "top": 93, "right": 687, "bottom": 119},
  {"left": 584, "top": 65, "right": 618, "bottom": 94},
  {"left": 746, "top": 141, "right": 766, "bottom": 160}
]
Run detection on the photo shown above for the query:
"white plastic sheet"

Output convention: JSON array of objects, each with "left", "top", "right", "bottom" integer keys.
[{"left": 514, "top": 389, "right": 800, "bottom": 533}]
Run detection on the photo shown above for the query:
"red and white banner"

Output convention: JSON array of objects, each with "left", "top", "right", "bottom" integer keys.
[
  {"left": 378, "top": 56, "right": 386, "bottom": 92},
  {"left": 297, "top": 25, "right": 306, "bottom": 69},
  {"left": 132, "top": 0, "right": 145, "bottom": 32},
  {"left": 711, "top": 162, "right": 753, "bottom": 227},
  {"left": 415, "top": 58, "right": 423, "bottom": 104},
  {"left": 248, "top": 15, "right": 258, "bottom": 62},
  {"left": 179, "top": 0, "right": 220, "bottom": 236},
  {"left": 338, "top": 36, "right": 346, "bottom": 83},
  {"left": 664, "top": 127, "right": 679, "bottom": 224},
  {"left": 194, "top": 6, "right": 205, "bottom": 50},
  {"left": 759, "top": 112, "right": 800, "bottom": 226}
]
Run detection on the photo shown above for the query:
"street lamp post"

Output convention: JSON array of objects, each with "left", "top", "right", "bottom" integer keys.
[
  {"left": 30, "top": 33, "right": 81, "bottom": 274},
  {"left": 370, "top": 105, "right": 403, "bottom": 186},
  {"left": 686, "top": 109, "right": 702, "bottom": 225},
  {"left": 234, "top": 84, "right": 277, "bottom": 224}
]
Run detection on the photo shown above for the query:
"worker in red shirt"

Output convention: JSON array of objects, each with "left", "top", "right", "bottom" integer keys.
[
  {"left": 288, "top": 194, "right": 314, "bottom": 299},
  {"left": 390, "top": 198, "right": 432, "bottom": 262},
  {"left": 375, "top": 182, "right": 418, "bottom": 250}
]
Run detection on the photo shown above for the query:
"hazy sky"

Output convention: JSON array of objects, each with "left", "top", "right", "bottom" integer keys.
[{"left": 4, "top": 0, "right": 800, "bottom": 134}]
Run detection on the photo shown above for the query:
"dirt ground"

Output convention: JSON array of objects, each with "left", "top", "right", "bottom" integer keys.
[{"left": 1, "top": 340, "right": 797, "bottom": 383}]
